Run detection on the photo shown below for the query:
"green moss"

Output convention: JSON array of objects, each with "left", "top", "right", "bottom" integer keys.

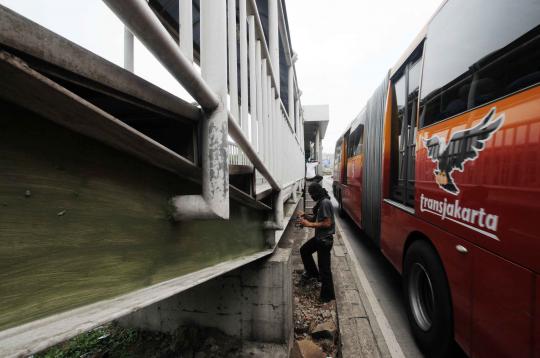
[{"left": 0, "top": 103, "right": 267, "bottom": 330}]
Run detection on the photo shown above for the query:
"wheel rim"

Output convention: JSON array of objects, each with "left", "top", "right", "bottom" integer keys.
[{"left": 408, "top": 263, "right": 435, "bottom": 331}]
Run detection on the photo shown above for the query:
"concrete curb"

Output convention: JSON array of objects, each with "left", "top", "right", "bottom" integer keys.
[{"left": 332, "top": 230, "right": 382, "bottom": 358}]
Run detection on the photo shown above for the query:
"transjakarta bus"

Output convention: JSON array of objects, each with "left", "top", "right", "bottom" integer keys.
[{"left": 332, "top": 1, "right": 540, "bottom": 356}]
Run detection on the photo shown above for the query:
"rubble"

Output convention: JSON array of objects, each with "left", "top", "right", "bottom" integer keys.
[{"left": 292, "top": 250, "right": 339, "bottom": 357}]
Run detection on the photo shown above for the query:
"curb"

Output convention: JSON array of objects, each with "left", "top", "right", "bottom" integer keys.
[{"left": 332, "top": 228, "right": 382, "bottom": 358}]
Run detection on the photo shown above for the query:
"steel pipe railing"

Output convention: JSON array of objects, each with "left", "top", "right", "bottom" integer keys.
[
  {"left": 104, "top": 0, "right": 305, "bottom": 218},
  {"left": 103, "top": 0, "right": 219, "bottom": 111}
]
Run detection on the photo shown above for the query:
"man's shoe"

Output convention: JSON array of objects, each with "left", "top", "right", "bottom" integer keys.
[
  {"left": 319, "top": 295, "right": 335, "bottom": 303},
  {"left": 299, "top": 272, "right": 318, "bottom": 286}
]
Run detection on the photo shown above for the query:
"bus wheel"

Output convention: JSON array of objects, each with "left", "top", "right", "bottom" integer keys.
[
  {"left": 404, "top": 240, "right": 453, "bottom": 358},
  {"left": 338, "top": 192, "right": 345, "bottom": 217}
]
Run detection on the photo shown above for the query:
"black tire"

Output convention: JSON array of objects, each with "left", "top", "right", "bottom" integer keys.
[
  {"left": 403, "top": 240, "right": 453, "bottom": 358},
  {"left": 338, "top": 191, "right": 346, "bottom": 217}
]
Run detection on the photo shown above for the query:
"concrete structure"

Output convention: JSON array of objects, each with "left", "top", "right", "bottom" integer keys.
[
  {"left": 0, "top": 0, "right": 307, "bottom": 355},
  {"left": 303, "top": 104, "right": 330, "bottom": 175}
]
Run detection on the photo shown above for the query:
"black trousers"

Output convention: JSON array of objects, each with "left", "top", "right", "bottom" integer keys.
[{"left": 300, "top": 236, "right": 335, "bottom": 300}]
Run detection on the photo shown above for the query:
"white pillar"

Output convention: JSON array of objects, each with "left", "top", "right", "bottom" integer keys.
[
  {"left": 200, "top": 0, "right": 229, "bottom": 218},
  {"left": 261, "top": 60, "right": 268, "bottom": 165},
  {"left": 179, "top": 0, "right": 193, "bottom": 62},
  {"left": 227, "top": 0, "right": 239, "bottom": 120},
  {"left": 270, "top": 87, "right": 275, "bottom": 175},
  {"left": 256, "top": 41, "right": 263, "bottom": 154},
  {"left": 239, "top": 0, "right": 249, "bottom": 135},
  {"left": 248, "top": 16, "right": 258, "bottom": 149},
  {"left": 288, "top": 65, "right": 294, "bottom": 127},
  {"left": 124, "top": 27, "right": 134, "bottom": 72},
  {"left": 268, "top": 0, "right": 279, "bottom": 95}
]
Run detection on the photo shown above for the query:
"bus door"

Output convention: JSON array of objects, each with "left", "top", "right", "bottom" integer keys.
[{"left": 389, "top": 46, "right": 422, "bottom": 208}]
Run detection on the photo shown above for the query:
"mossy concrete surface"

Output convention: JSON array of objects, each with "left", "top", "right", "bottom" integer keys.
[{"left": 0, "top": 103, "right": 267, "bottom": 331}]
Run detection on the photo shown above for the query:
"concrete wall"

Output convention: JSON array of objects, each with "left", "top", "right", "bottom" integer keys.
[{"left": 119, "top": 246, "right": 293, "bottom": 344}]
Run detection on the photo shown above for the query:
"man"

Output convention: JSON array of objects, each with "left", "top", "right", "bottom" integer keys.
[{"left": 297, "top": 182, "right": 335, "bottom": 302}]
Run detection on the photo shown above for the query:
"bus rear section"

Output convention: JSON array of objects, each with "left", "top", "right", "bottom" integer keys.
[{"left": 334, "top": 0, "right": 540, "bottom": 356}]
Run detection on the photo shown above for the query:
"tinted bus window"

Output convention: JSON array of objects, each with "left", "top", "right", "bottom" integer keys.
[
  {"left": 420, "top": 0, "right": 540, "bottom": 127},
  {"left": 347, "top": 124, "right": 364, "bottom": 157},
  {"left": 334, "top": 138, "right": 342, "bottom": 176}
]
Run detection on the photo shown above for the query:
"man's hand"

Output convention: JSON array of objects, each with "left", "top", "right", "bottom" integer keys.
[
  {"left": 299, "top": 217, "right": 332, "bottom": 229},
  {"left": 298, "top": 218, "right": 311, "bottom": 228}
]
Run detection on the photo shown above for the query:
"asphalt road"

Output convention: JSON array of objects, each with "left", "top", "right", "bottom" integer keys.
[{"left": 321, "top": 176, "right": 468, "bottom": 358}]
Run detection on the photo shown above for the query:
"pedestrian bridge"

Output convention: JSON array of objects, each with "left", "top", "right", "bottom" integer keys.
[{"left": 0, "top": 0, "right": 307, "bottom": 354}]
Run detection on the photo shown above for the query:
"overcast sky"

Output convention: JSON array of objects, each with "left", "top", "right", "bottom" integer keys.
[
  {"left": 1, "top": 0, "right": 443, "bottom": 154},
  {"left": 286, "top": 0, "right": 443, "bottom": 152}
]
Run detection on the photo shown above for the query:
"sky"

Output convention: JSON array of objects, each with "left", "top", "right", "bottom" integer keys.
[
  {"left": 0, "top": 0, "right": 442, "bottom": 154},
  {"left": 286, "top": 0, "right": 443, "bottom": 153}
]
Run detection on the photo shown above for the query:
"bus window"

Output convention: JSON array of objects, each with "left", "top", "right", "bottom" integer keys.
[
  {"left": 420, "top": 0, "right": 540, "bottom": 127},
  {"left": 390, "top": 51, "right": 423, "bottom": 206},
  {"left": 334, "top": 138, "right": 343, "bottom": 180},
  {"left": 348, "top": 123, "right": 364, "bottom": 157}
]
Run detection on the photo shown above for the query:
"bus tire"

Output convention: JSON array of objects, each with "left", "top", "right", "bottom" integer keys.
[
  {"left": 403, "top": 240, "right": 453, "bottom": 358},
  {"left": 338, "top": 192, "right": 345, "bottom": 217}
]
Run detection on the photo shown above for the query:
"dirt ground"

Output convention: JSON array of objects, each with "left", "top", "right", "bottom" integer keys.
[{"left": 292, "top": 267, "right": 339, "bottom": 358}]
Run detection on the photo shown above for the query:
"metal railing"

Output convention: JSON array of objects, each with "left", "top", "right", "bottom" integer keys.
[
  {"left": 228, "top": 142, "right": 252, "bottom": 167},
  {"left": 102, "top": 0, "right": 305, "bottom": 220}
]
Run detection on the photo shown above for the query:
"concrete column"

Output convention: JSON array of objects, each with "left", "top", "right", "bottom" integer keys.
[
  {"left": 123, "top": 27, "right": 134, "bottom": 72},
  {"left": 119, "top": 247, "right": 294, "bottom": 345},
  {"left": 227, "top": 0, "right": 239, "bottom": 120},
  {"left": 179, "top": 0, "right": 193, "bottom": 62},
  {"left": 200, "top": 0, "right": 229, "bottom": 218},
  {"left": 268, "top": 0, "right": 279, "bottom": 95},
  {"left": 239, "top": 0, "right": 249, "bottom": 135}
]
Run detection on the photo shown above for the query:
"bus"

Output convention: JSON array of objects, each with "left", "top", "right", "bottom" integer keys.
[{"left": 332, "top": 0, "right": 540, "bottom": 356}]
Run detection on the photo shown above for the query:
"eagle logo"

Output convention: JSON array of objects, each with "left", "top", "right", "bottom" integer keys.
[{"left": 422, "top": 107, "right": 504, "bottom": 195}]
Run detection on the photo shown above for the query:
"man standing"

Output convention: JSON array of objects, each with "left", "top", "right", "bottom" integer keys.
[{"left": 297, "top": 182, "right": 335, "bottom": 302}]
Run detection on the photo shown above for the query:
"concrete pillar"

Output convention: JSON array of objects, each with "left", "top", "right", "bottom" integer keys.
[
  {"left": 200, "top": 0, "right": 229, "bottom": 218},
  {"left": 119, "top": 248, "right": 294, "bottom": 345}
]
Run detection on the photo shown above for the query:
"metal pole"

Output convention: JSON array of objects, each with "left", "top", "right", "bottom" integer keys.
[
  {"left": 123, "top": 27, "right": 134, "bottom": 72},
  {"left": 179, "top": 0, "right": 193, "bottom": 62}
]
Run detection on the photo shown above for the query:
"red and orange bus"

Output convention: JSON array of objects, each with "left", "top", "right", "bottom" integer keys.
[{"left": 333, "top": 0, "right": 540, "bottom": 356}]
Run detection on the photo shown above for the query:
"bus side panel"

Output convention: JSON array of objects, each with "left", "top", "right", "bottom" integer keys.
[
  {"left": 535, "top": 276, "right": 540, "bottom": 358},
  {"left": 344, "top": 155, "right": 362, "bottom": 225},
  {"left": 380, "top": 201, "right": 473, "bottom": 355},
  {"left": 471, "top": 248, "right": 534, "bottom": 358},
  {"left": 416, "top": 87, "right": 540, "bottom": 274}
]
